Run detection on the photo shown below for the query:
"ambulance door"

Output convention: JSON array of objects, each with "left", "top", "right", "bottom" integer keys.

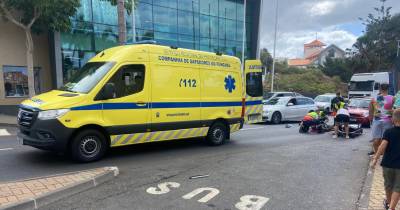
[
  {"left": 244, "top": 60, "right": 264, "bottom": 124},
  {"left": 150, "top": 63, "right": 201, "bottom": 138},
  {"left": 100, "top": 63, "right": 151, "bottom": 135}
]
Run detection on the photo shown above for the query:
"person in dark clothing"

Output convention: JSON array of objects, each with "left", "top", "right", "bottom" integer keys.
[
  {"left": 371, "top": 109, "right": 400, "bottom": 210},
  {"left": 331, "top": 92, "right": 344, "bottom": 114}
]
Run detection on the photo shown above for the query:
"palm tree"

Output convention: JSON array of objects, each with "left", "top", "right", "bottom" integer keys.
[{"left": 104, "top": 0, "right": 136, "bottom": 45}]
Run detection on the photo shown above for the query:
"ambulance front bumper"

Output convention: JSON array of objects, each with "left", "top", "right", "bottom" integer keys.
[{"left": 18, "top": 118, "right": 75, "bottom": 152}]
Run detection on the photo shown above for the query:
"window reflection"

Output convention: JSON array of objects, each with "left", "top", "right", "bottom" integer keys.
[{"left": 60, "top": 0, "right": 256, "bottom": 84}]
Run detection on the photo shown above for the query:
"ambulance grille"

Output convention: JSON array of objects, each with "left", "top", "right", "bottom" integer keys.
[{"left": 18, "top": 108, "right": 37, "bottom": 128}]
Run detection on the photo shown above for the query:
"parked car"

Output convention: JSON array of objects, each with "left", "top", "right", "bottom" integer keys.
[
  {"left": 314, "top": 94, "right": 336, "bottom": 112},
  {"left": 348, "top": 98, "right": 372, "bottom": 127},
  {"left": 262, "top": 96, "right": 317, "bottom": 124},
  {"left": 263, "top": 91, "right": 303, "bottom": 104}
]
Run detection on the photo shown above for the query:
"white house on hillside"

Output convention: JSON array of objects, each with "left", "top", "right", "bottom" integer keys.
[{"left": 288, "top": 39, "right": 345, "bottom": 68}]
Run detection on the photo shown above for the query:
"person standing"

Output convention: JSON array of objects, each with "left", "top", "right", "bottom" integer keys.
[
  {"left": 333, "top": 104, "right": 350, "bottom": 139},
  {"left": 371, "top": 109, "right": 400, "bottom": 210},
  {"left": 394, "top": 90, "right": 400, "bottom": 109},
  {"left": 369, "top": 84, "right": 395, "bottom": 155},
  {"left": 331, "top": 92, "right": 344, "bottom": 115}
]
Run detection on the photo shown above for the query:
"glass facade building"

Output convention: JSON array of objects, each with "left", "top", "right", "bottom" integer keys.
[{"left": 58, "top": 0, "right": 261, "bottom": 84}]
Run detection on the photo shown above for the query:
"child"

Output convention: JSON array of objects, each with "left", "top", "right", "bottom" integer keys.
[{"left": 371, "top": 109, "right": 400, "bottom": 210}]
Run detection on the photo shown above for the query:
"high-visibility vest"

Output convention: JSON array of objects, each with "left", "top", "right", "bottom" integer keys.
[{"left": 334, "top": 102, "right": 345, "bottom": 111}]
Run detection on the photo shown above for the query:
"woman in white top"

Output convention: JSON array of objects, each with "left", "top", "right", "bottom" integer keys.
[{"left": 333, "top": 105, "right": 350, "bottom": 139}]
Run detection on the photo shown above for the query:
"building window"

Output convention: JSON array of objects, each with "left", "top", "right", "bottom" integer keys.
[
  {"left": 328, "top": 49, "right": 335, "bottom": 58},
  {"left": 3, "top": 66, "right": 41, "bottom": 98}
]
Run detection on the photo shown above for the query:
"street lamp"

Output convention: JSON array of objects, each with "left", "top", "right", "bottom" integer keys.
[{"left": 270, "top": 0, "right": 279, "bottom": 92}]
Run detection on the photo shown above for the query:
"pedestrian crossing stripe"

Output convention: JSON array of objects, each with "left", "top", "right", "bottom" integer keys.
[{"left": 0, "top": 129, "right": 11, "bottom": 136}]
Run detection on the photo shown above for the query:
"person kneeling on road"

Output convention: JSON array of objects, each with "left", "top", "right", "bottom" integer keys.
[
  {"left": 371, "top": 109, "right": 400, "bottom": 210},
  {"left": 333, "top": 104, "right": 350, "bottom": 139},
  {"left": 301, "top": 110, "right": 323, "bottom": 132}
]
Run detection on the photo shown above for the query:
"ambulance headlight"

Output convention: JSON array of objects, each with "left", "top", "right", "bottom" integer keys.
[{"left": 38, "top": 109, "right": 70, "bottom": 120}]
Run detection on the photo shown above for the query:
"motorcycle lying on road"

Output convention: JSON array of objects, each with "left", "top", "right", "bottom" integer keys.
[{"left": 299, "top": 116, "right": 331, "bottom": 134}]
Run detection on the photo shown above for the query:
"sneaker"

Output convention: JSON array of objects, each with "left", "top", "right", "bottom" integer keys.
[
  {"left": 332, "top": 135, "right": 338, "bottom": 139},
  {"left": 346, "top": 135, "right": 350, "bottom": 139},
  {"left": 383, "top": 199, "right": 389, "bottom": 210},
  {"left": 368, "top": 151, "right": 375, "bottom": 156}
]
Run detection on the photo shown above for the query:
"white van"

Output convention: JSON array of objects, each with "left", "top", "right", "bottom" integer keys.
[{"left": 348, "top": 72, "right": 396, "bottom": 99}]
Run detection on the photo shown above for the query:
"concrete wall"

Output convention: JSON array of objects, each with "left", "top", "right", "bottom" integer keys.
[{"left": 0, "top": 20, "right": 52, "bottom": 114}]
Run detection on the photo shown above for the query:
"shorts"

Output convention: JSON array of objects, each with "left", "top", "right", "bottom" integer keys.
[
  {"left": 335, "top": 114, "right": 349, "bottom": 123},
  {"left": 372, "top": 120, "right": 393, "bottom": 139},
  {"left": 383, "top": 167, "right": 400, "bottom": 192}
]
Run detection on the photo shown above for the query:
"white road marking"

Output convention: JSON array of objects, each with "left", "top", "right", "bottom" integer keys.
[
  {"left": 240, "top": 127, "right": 265, "bottom": 131},
  {"left": 0, "top": 129, "right": 11, "bottom": 136},
  {"left": 0, "top": 148, "right": 14, "bottom": 151},
  {"left": 235, "top": 195, "right": 270, "bottom": 210},
  {"left": 146, "top": 182, "right": 180, "bottom": 195},
  {"left": 182, "top": 187, "right": 220, "bottom": 203}
]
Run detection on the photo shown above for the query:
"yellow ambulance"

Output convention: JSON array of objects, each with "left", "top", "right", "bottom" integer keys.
[
  {"left": 244, "top": 60, "right": 264, "bottom": 124},
  {"left": 17, "top": 44, "right": 263, "bottom": 162}
]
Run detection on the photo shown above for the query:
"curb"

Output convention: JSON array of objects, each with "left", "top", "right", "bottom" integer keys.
[
  {"left": 0, "top": 167, "right": 119, "bottom": 210},
  {"left": 356, "top": 158, "right": 375, "bottom": 210},
  {"left": 0, "top": 123, "right": 17, "bottom": 128}
]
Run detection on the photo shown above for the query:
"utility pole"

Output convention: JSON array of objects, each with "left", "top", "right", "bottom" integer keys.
[
  {"left": 397, "top": 40, "right": 400, "bottom": 57},
  {"left": 241, "top": 0, "right": 247, "bottom": 71},
  {"left": 131, "top": 0, "right": 136, "bottom": 42},
  {"left": 270, "top": 0, "right": 279, "bottom": 92},
  {"left": 256, "top": 0, "right": 264, "bottom": 59}
]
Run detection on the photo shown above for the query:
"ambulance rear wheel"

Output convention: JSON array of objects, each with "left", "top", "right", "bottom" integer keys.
[
  {"left": 70, "top": 129, "right": 107, "bottom": 163},
  {"left": 206, "top": 122, "right": 228, "bottom": 146}
]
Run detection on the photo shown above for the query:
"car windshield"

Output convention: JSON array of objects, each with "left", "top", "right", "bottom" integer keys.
[
  {"left": 315, "top": 96, "right": 332, "bottom": 102},
  {"left": 263, "top": 92, "right": 274, "bottom": 100},
  {"left": 59, "top": 62, "right": 115, "bottom": 94},
  {"left": 349, "top": 99, "right": 370, "bottom": 108},
  {"left": 265, "top": 97, "right": 287, "bottom": 105},
  {"left": 349, "top": 81, "right": 374, "bottom": 91}
]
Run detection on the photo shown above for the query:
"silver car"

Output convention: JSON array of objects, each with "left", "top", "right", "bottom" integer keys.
[{"left": 262, "top": 96, "right": 318, "bottom": 124}]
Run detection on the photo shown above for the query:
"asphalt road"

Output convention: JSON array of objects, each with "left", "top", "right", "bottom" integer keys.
[{"left": 0, "top": 123, "right": 371, "bottom": 210}]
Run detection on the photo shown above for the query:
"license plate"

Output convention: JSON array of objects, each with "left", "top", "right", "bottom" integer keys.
[
  {"left": 350, "top": 118, "right": 357, "bottom": 123},
  {"left": 248, "top": 114, "right": 261, "bottom": 121}
]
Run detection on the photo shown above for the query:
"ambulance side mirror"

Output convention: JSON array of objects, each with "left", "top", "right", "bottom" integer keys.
[{"left": 102, "top": 83, "right": 116, "bottom": 100}]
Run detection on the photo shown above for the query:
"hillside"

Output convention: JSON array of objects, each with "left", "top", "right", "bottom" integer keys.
[{"left": 264, "top": 63, "right": 347, "bottom": 97}]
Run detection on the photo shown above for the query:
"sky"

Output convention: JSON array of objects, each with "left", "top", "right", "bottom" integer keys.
[{"left": 259, "top": 0, "right": 400, "bottom": 59}]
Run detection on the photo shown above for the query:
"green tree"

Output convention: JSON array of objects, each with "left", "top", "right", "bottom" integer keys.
[
  {"left": 352, "top": 0, "right": 400, "bottom": 71},
  {"left": 260, "top": 48, "right": 273, "bottom": 72},
  {"left": 0, "top": 0, "right": 80, "bottom": 97},
  {"left": 321, "top": 58, "right": 353, "bottom": 82}
]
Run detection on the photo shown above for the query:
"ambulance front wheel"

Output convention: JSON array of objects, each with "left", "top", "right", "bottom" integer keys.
[
  {"left": 70, "top": 129, "right": 107, "bottom": 162},
  {"left": 206, "top": 122, "right": 228, "bottom": 146}
]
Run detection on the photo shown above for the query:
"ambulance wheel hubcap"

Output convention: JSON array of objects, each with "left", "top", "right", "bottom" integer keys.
[
  {"left": 213, "top": 129, "right": 224, "bottom": 142},
  {"left": 80, "top": 136, "right": 100, "bottom": 157}
]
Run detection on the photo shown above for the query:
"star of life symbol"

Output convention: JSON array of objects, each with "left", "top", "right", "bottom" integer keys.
[{"left": 224, "top": 75, "right": 236, "bottom": 93}]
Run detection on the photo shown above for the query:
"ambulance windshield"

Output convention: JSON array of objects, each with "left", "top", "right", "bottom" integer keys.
[{"left": 60, "top": 62, "right": 115, "bottom": 94}]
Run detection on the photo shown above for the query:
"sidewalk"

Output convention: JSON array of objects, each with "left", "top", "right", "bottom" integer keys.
[
  {"left": 368, "top": 162, "right": 400, "bottom": 210},
  {"left": 0, "top": 167, "right": 119, "bottom": 209},
  {"left": 0, "top": 114, "right": 16, "bottom": 126}
]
